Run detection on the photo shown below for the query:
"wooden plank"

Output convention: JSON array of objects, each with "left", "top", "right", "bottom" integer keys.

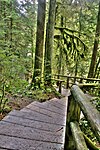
[
  {"left": 51, "top": 78, "right": 65, "bottom": 82},
  {"left": 64, "top": 95, "right": 81, "bottom": 150},
  {"left": 21, "top": 97, "right": 67, "bottom": 118},
  {"left": 0, "top": 148, "right": 8, "bottom": 150},
  {"left": 7, "top": 110, "right": 66, "bottom": 125},
  {"left": 48, "top": 97, "right": 67, "bottom": 106},
  {"left": 45, "top": 97, "right": 68, "bottom": 108},
  {"left": 78, "top": 83, "right": 100, "bottom": 88},
  {"left": 21, "top": 107, "right": 65, "bottom": 118},
  {"left": 0, "top": 135, "right": 64, "bottom": 150},
  {"left": 43, "top": 101, "right": 67, "bottom": 112},
  {"left": 39, "top": 99, "right": 67, "bottom": 113},
  {"left": 27, "top": 98, "right": 67, "bottom": 110},
  {"left": 29, "top": 100, "right": 66, "bottom": 115},
  {"left": 70, "top": 121, "right": 88, "bottom": 150},
  {"left": 0, "top": 121, "right": 65, "bottom": 144},
  {"left": 0, "top": 97, "right": 68, "bottom": 150},
  {"left": 2, "top": 115, "right": 64, "bottom": 132},
  {"left": 71, "top": 85, "right": 100, "bottom": 142},
  {"left": 54, "top": 74, "right": 100, "bottom": 81}
]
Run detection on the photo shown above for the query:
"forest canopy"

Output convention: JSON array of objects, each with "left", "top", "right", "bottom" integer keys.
[{"left": 0, "top": 0, "right": 100, "bottom": 93}]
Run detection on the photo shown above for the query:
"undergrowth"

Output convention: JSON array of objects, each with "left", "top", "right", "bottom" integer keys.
[{"left": 80, "top": 95, "right": 100, "bottom": 147}]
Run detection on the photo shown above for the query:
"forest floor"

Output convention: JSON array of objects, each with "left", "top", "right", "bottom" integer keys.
[
  {"left": 0, "top": 89, "right": 61, "bottom": 121},
  {"left": 0, "top": 94, "right": 34, "bottom": 120}
]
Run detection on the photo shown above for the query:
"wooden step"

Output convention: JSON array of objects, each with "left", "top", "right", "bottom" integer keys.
[
  {"left": 0, "top": 97, "right": 68, "bottom": 150},
  {"left": 4, "top": 109, "right": 66, "bottom": 125},
  {"left": 2, "top": 115, "right": 64, "bottom": 132},
  {"left": 23, "top": 97, "right": 67, "bottom": 116},
  {"left": 0, "top": 134, "right": 64, "bottom": 150},
  {"left": 43, "top": 97, "right": 68, "bottom": 109},
  {"left": 0, "top": 148, "right": 8, "bottom": 150},
  {"left": 0, "top": 121, "right": 65, "bottom": 144},
  {"left": 21, "top": 97, "right": 67, "bottom": 117}
]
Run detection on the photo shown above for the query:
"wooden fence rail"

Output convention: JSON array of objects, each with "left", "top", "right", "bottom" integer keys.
[
  {"left": 53, "top": 74, "right": 100, "bottom": 94},
  {"left": 54, "top": 74, "right": 100, "bottom": 82},
  {"left": 65, "top": 85, "right": 100, "bottom": 150}
]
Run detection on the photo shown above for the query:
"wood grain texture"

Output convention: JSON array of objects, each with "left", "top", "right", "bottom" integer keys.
[
  {"left": 0, "top": 97, "right": 68, "bottom": 150},
  {"left": 71, "top": 85, "right": 100, "bottom": 142}
]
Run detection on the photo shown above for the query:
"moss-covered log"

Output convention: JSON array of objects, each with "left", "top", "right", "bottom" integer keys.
[
  {"left": 83, "top": 133, "right": 100, "bottom": 150},
  {"left": 64, "top": 95, "right": 80, "bottom": 150},
  {"left": 78, "top": 83, "right": 100, "bottom": 88},
  {"left": 70, "top": 121, "right": 88, "bottom": 150}
]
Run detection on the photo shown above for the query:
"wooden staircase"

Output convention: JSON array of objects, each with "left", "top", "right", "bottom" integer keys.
[{"left": 0, "top": 97, "right": 68, "bottom": 150}]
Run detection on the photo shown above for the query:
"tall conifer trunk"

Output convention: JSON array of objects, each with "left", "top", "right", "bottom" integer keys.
[
  {"left": 44, "top": 0, "right": 56, "bottom": 85},
  {"left": 9, "top": 1, "right": 13, "bottom": 49},
  {"left": 32, "top": 0, "right": 46, "bottom": 85},
  {"left": 88, "top": 2, "right": 100, "bottom": 78}
]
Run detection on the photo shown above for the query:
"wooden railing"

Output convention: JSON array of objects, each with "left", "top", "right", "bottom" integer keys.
[
  {"left": 54, "top": 74, "right": 100, "bottom": 88},
  {"left": 53, "top": 74, "right": 100, "bottom": 94},
  {"left": 65, "top": 85, "right": 100, "bottom": 150}
]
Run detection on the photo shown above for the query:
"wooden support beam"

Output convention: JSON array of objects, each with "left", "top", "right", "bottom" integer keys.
[
  {"left": 78, "top": 83, "right": 100, "bottom": 88},
  {"left": 64, "top": 95, "right": 81, "bottom": 150},
  {"left": 66, "top": 77, "right": 69, "bottom": 89},
  {"left": 54, "top": 74, "right": 100, "bottom": 82},
  {"left": 70, "top": 121, "right": 88, "bottom": 150}
]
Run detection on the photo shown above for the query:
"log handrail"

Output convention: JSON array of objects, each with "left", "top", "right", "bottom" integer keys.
[
  {"left": 70, "top": 121, "right": 88, "bottom": 150},
  {"left": 54, "top": 74, "right": 100, "bottom": 81},
  {"left": 71, "top": 85, "right": 100, "bottom": 141},
  {"left": 65, "top": 85, "right": 100, "bottom": 150},
  {"left": 78, "top": 83, "right": 100, "bottom": 87}
]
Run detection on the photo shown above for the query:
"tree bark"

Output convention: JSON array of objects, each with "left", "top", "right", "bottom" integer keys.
[
  {"left": 9, "top": 1, "right": 13, "bottom": 49},
  {"left": 94, "top": 57, "right": 100, "bottom": 78},
  {"left": 88, "top": 2, "right": 100, "bottom": 78},
  {"left": 44, "top": 0, "right": 56, "bottom": 85},
  {"left": 32, "top": 0, "right": 46, "bottom": 84}
]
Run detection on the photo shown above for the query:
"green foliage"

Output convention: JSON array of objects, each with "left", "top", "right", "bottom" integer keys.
[
  {"left": 0, "top": 81, "right": 10, "bottom": 113},
  {"left": 53, "top": 0, "right": 100, "bottom": 77},
  {"left": 80, "top": 95, "right": 100, "bottom": 144},
  {"left": 0, "top": 0, "right": 37, "bottom": 96},
  {"left": 26, "top": 89, "right": 50, "bottom": 102},
  {"left": 80, "top": 118, "right": 98, "bottom": 143},
  {"left": 91, "top": 97, "right": 100, "bottom": 111},
  {"left": 55, "top": 27, "right": 87, "bottom": 60},
  {"left": 25, "top": 86, "right": 60, "bottom": 102}
]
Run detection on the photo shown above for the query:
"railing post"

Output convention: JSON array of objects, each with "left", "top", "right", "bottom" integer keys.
[
  {"left": 64, "top": 95, "right": 81, "bottom": 150},
  {"left": 74, "top": 77, "right": 76, "bottom": 83},
  {"left": 79, "top": 78, "right": 83, "bottom": 83},
  {"left": 58, "top": 81, "right": 62, "bottom": 93},
  {"left": 66, "top": 77, "right": 69, "bottom": 89}
]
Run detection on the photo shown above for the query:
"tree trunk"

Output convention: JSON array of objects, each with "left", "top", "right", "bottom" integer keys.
[
  {"left": 44, "top": 0, "right": 56, "bottom": 85},
  {"left": 9, "top": 1, "right": 13, "bottom": 49},
  {"left": 31, "top": 0, "right": 37, "bottom": 73},
  {"left": 57, "top": 15, "right": 64, "bottom": 77},
  {"left": 94, "top": 57, "right": 100, "bottom": 78},
  {"left": 32, "top": 0, "right": 46, "bottom": 85},
  {"left": 88, "top": 2, "right": 100, "bottom": 78}
]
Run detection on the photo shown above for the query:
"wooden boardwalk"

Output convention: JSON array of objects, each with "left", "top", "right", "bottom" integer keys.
[{"left": 0, "top": 97, "right": 68, "bottom": 150}]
